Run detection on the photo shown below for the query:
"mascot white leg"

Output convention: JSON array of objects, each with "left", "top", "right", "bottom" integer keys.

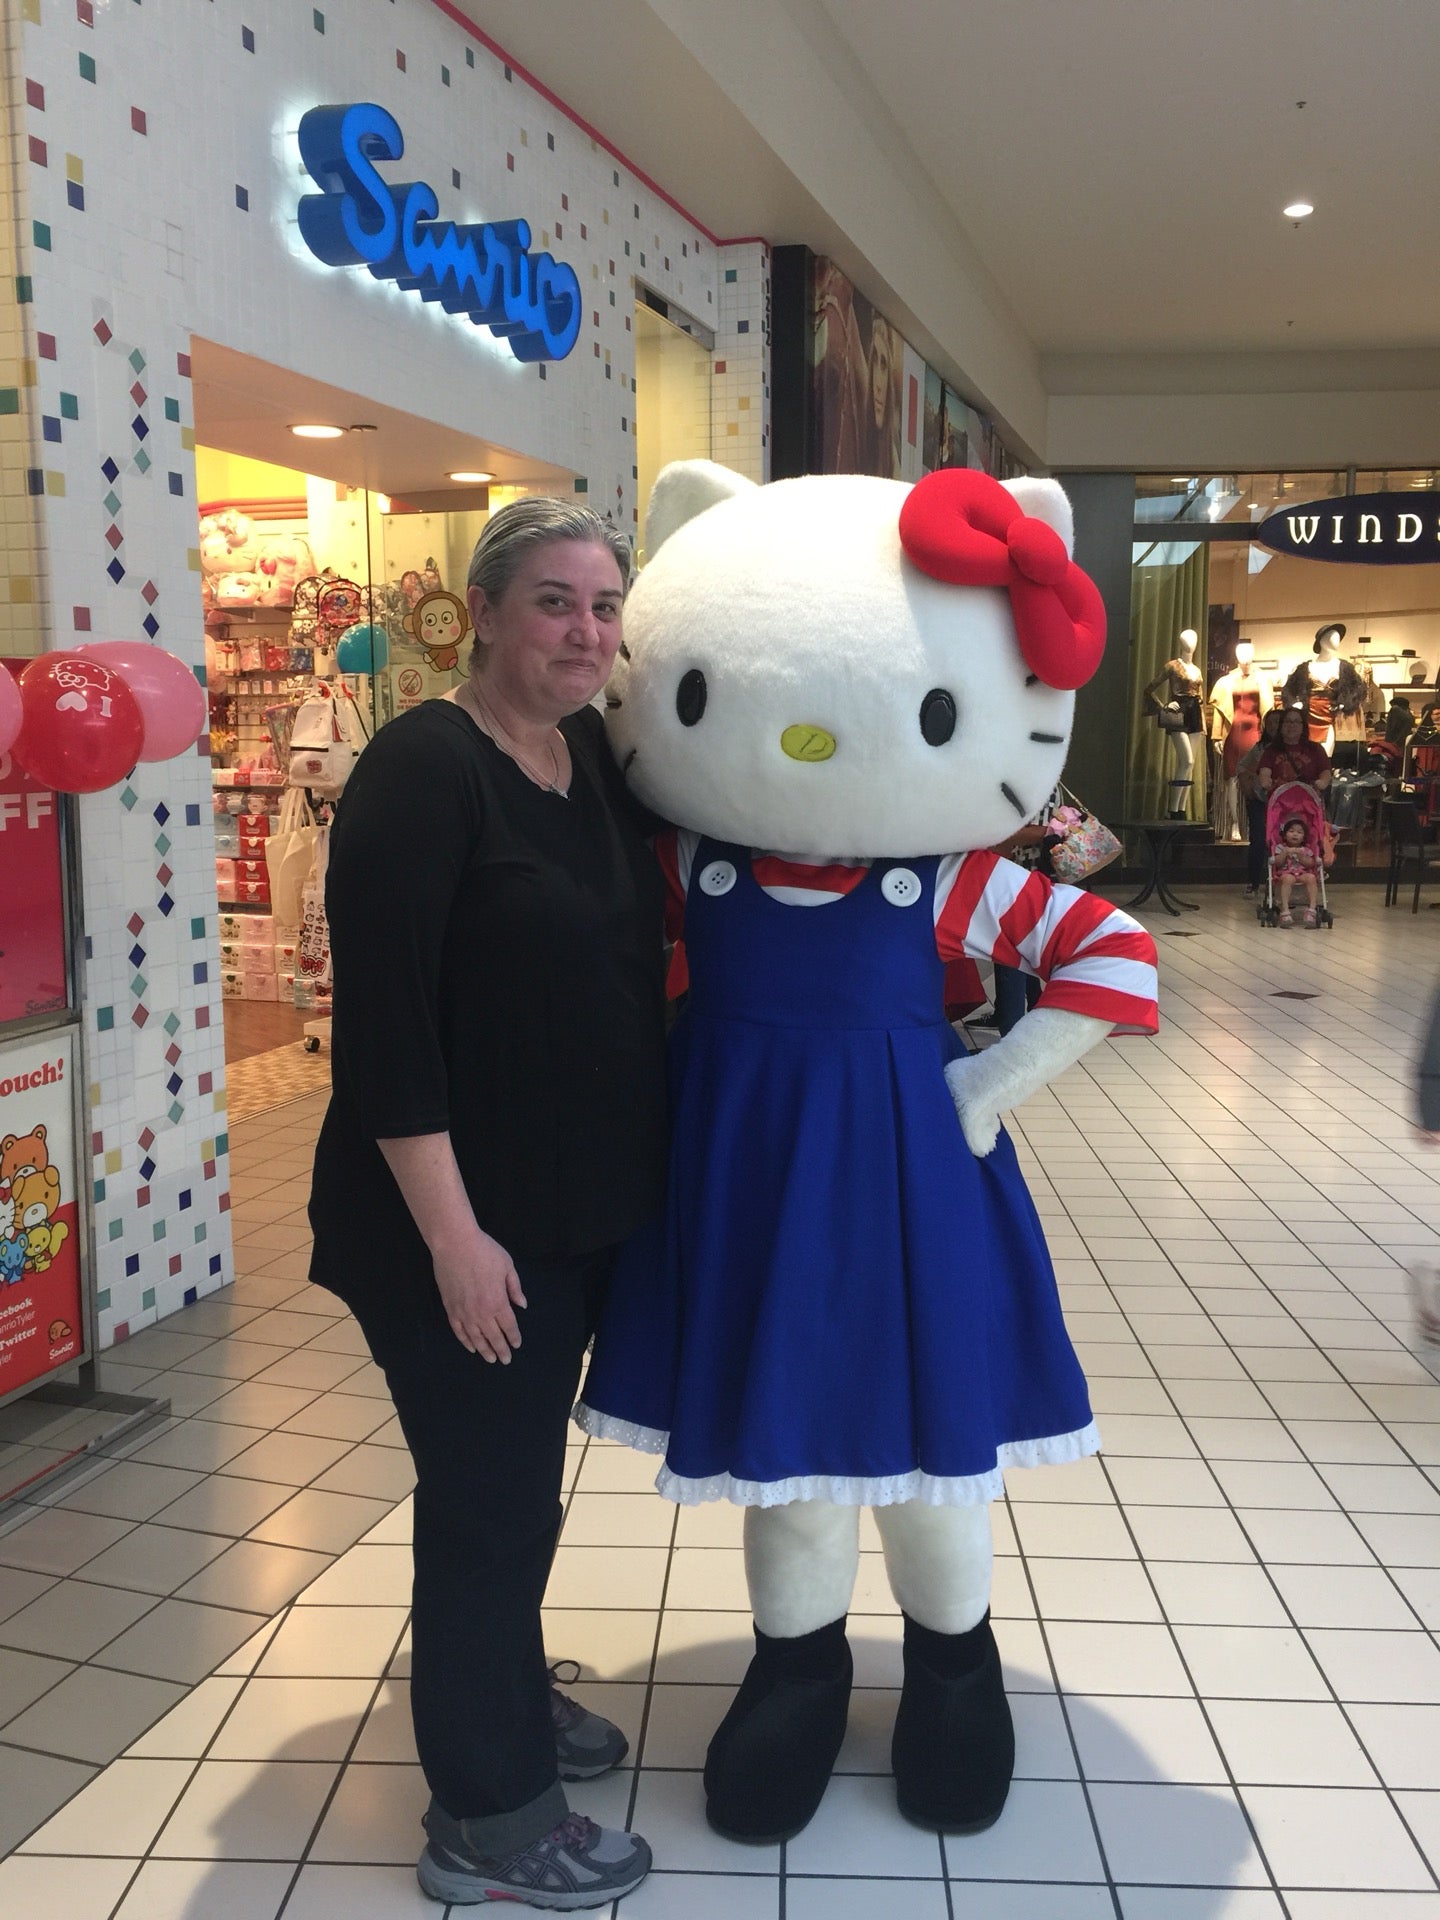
[
  {"left": 703, "top": 1503, "right": 859, "bottom": 1840},
  {"left": 874, "top": 1501, "right": 1014, "bottom": 1830}
]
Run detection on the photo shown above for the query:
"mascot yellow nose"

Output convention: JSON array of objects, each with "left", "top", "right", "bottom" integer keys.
[{"left": 781, "top": 724, "right": 837, "bottom": 763}]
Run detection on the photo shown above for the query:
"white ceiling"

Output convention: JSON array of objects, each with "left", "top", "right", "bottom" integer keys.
[
  {"left": 815, "top": 0, "right": 1440, "bottom": 355},
  {"left": 457, "top": 0, "right": 1440, "bottom": 447}
]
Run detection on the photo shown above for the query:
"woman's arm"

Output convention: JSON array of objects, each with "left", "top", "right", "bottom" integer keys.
[{"left": 377, "top": 1134, "right": 525, "bottom": 1363}]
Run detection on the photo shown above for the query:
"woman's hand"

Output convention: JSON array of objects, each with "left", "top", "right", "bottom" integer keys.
[{"left": 432, "top": 1229, "right": 528, "bottom": 1363}]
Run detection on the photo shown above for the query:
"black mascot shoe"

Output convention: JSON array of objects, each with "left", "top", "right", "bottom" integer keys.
[
  {"left": 703, "top": 1617, "right": 853, "bottom": 1842},
  {"left": 892, "top": 1610, "right": 1014, "bottom": 1834}
]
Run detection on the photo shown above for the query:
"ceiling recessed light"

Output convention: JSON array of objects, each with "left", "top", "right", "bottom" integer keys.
[
  {"left": 1283, "top": 201, "right": 1314, "bottom": 219},
  {"left": 290, "top": 423, "right": 344, "bottom": 439},
  {"left": 449, "top": 470, "right": 495, "bottom": 484}
]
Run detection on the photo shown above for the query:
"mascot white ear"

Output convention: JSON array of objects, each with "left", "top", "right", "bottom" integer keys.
[
  {"left": 1003, "top": 477, "right": 1074, "bottom": 558},
  {"left": 646, "top": 459, "right": 758, "bottom": 558}
]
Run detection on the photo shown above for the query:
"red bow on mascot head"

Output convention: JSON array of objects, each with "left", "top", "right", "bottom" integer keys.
[{"left": 898, "top": 469, "right": 1106, "bottom": 692}]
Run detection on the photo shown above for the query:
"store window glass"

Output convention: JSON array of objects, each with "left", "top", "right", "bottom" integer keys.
[
  {"left": 198, "top": 444, "right": 559, "bottom": 1032},
  {"left": 635, "top": 299, "right": 712, "bottom": 561},
  {"left": 1128, "top": 470, "right": 1440, "bottom": 861}
]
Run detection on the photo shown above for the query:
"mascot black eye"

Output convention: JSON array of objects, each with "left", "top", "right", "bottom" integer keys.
[
  {"left": 919, "top": 688, "right": 956, "bottom": 746},
  {"left": 677, "top": 668, "right": 708, "bottom": 726}
]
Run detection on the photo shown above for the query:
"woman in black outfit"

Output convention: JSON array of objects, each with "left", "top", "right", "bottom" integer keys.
[{"left": 308, "top": 500, "right": 666, "bottom": 1911}]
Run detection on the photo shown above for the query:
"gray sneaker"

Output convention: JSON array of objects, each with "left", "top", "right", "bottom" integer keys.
[
  {"left": 550, "top": 1661, "right": 629, "bottom": 1781},
  {"left": 418, "top": 1805, "right": 651, "bottom": 1909}
]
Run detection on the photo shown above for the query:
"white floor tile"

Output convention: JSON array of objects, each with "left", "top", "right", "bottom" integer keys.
[
  {"left": 942, "top": 1778, "right": 1105, "bottom": 1882},
  {"left": 306, "top": 1761, "right": 429, "bottom": 1865},
  {"left": 1207, "top": 1698, "right": 1379, "bottom": 1787},
  {"left": 151, "top": 1758, "right": 338, "bottom": 1860},
  {"left": 254, "top": 1607, "right": 408, "bottom": 1679},
  {"left": 124, "top": 1676, "right": 245, "bottom": 1759},
  {"left": 1303, "top": 1628, "right": 1440, "bottom": 1704},
  {"left": 1174, "top": 1624, "right": 1328, "bottom": 1701},
  {"left": 785, "top": 1773, "right": 943, "bottom": 1878},
  {"left": 18, "top": 1758, "right": 193, "bottom": 1857},
  {"left": 0, "top": 1856, "right": 137, "bottom": 1920},
  {"left": 1269, "top": 1563, "right": 1422, "bottom": 1629},
  {"left": 1348, "top": 1703, "right": 1440, "bottom": 1789},
  {"left": 111, "top": 1858, "right": 293, "bottom": 1920},
  {"left": 1089, "top": 1779, "right": 1269, "bottom": 1886},
  {"left": 543, "top": 1606, "right": 661, "bottom": 1681},
  {"left": 1025, "top": 1555, "right": 1164, "bottom": 1622},
  {"left": 628, "top": 1768, "right": 781, "bottom": 1874},
  {"left": 545, "top": 1544, "right": 671, "bottom": 1609},
  {"left": 206, "top": 1677, "right": 376, "bottom": 1761},
  {"left": 284, "top": 1863, "right": 437, "bottom": 1919},
  {"left": 1044, "top": 1619, "right": 1192, "bottom": 1696},
  {"left": 1067, "top": 1692, "right": 1228, "bottom": 1785},
  {"left": 1147, "top": 1560, "right": 1289, "bottom": 1627},
  {"left": 1241, "top": 1784, "right": 1432, "bottom": 1889},
  {"left": 623, "top": 1872, "right": 780, "bottom": 1920},
  {"left": 1118, "top": 1892, "right": 1285, "bottom": 1920}
]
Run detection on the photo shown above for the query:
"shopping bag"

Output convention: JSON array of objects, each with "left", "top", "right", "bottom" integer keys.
[
  {"left": 1047, "top": 785, "right": 1123, "bottom": 884},
  {"left": 266, "top": 788, "right": 319, "bottom": 929},
  {"left": 297, "top": 827, "right": 331, "bottom": 987}
]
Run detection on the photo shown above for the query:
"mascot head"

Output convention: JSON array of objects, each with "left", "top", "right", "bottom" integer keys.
[{"left": 606, "top": 460, "right": 1105, "bottom": 858}]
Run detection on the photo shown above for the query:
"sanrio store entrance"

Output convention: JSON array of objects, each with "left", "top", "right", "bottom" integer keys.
[{"left": 190, "top": 340, "right": 575, "bottom": 1086}]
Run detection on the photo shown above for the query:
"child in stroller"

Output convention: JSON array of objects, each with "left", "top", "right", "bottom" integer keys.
[{"left": 1259, "top": 780, "right": 1333, "bottom": 929}]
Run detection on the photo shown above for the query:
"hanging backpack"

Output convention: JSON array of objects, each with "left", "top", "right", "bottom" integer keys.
[{"left": 287, "top": 684, "right": 366, "bottom": 798}]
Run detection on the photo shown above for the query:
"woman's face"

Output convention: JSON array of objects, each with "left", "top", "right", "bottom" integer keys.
[
  {"left": 468, "top": 539, "right": 626, "bottom": 719},
  {"left": 1280, "top": 710, "right": 1305, "bottom": 747}
]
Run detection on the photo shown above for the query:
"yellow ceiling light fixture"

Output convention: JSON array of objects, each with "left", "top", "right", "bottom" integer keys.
[
  {"left": 1282, "top": 201, "right": 1314, "bottom": 220},
  {"left": 290, "top": 423, "right": 344, "bottom": 439},
  {"left": 449, "top": 470, "right": 495, "bottom": 484}
]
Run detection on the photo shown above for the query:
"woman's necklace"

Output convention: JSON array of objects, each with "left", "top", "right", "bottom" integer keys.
[{"left": 457, "top": 683, "right": 568, "bottom": 797}]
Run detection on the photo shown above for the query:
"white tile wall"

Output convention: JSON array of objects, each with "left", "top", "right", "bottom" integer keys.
[{"left": 3, "top": 0, "right": 770, "bottom": 1344}]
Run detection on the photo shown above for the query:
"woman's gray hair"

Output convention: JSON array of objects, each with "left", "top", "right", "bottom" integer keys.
[{"left": 466, "top": 496, "right": 632, "bottom": 605}]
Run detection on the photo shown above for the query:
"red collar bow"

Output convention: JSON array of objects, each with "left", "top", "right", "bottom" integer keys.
[{"left": 897, "top": 468, "right": 1106, "bottom": 690}]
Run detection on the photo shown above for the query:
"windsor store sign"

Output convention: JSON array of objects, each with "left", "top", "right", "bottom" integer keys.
[
  {"left": 1256, "top": 491, "right": 1440, "bottom": 565},
  {"left": 297, "top": 102, "right": 583, "bottom": 362}
]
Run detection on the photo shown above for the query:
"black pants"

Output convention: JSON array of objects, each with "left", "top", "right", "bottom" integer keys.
[
  {"left": 1247, "top": 795, "right": 1269, "bottom": 889},
  {"left": 347, "top": 1247, "right": 613, "bottom": 1854}
]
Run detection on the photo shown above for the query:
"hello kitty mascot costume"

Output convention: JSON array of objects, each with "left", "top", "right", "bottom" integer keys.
[{"left": 576, "top": 461, "right": 1159, "bottom": 1841}]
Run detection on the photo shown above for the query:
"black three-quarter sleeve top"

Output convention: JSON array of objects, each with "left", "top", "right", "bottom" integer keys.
[{"left": 307, "top": 698, "right": 668, "bottom": 1303}]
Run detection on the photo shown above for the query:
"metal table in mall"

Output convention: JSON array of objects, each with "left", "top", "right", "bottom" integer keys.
[{"left": 1111, "top": 819, "right": 1213, "bottom": 916}]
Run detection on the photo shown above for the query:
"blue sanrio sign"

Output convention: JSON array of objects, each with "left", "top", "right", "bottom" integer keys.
[{"left": 296, "top": 101, "right": 582, "bottom": 362}]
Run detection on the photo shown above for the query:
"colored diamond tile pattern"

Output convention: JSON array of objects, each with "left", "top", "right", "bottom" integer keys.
[{"left": 5, "top": 0, "right": 753, "bottom": 1351}]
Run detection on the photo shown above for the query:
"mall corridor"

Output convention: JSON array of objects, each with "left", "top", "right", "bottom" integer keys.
[{"left": 1, "top": 889, "right": 1438, "bottom": 1919}]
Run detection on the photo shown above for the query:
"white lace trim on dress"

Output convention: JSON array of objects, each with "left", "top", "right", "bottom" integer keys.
[{"left": 570, "top": 1404, "right": 1101, "bottom": 1509}]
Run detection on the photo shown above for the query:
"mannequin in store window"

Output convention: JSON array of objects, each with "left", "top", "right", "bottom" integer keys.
[
  {"left": 1282, "top": 624, "right": 1363, "bottom": 752},
  {"left": 1144, "top": 627, "right": 1203, "bottom": 818},
  {"left": 1208, "top": 640, "right": 1273, "bottom": 843}
]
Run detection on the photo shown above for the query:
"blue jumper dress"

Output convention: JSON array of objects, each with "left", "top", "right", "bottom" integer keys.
[{"left": 575, "top": 838, "right": 1098, "bottom": 1506}]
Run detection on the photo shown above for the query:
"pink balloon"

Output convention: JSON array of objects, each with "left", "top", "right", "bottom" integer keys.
[
  {"left": 0, "top": 662, "right": 21, "bottom": 758},
  {"left": 76, "top": 641, "right": 207, "bottom": 762}
]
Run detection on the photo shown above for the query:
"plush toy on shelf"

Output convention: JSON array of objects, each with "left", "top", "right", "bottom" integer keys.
[{"left": 575, "top": 460, "right": 1159, "bottom": 1843}]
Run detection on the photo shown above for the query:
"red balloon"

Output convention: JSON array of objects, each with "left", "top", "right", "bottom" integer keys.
[
  {"left": 14, "top": 653, "right": 145, "bottom": 793},
  {"left": 76, "top": 641, "right": 207, "bottom": 762}
]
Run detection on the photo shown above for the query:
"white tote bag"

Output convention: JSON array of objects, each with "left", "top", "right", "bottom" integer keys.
[{"left": 265, "top": 787, "right": 319, "bottom": 929}]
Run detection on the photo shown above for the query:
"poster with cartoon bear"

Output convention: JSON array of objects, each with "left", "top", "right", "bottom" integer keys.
[{"left": 0, "top": 1029, "right": 84, "bottom": 1393}]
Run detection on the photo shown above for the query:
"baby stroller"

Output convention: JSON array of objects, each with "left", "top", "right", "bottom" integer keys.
[{"left": 1258, "top": 780, "right": 1334, "bottom": 929}]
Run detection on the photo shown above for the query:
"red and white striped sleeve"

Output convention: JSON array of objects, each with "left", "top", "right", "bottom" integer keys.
[
  {"left": 653, "top": 827, "right": 700, "bottom": 945},
  {"left": 934, "top": 850, "right": 1159, "bottom": 1035}
]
